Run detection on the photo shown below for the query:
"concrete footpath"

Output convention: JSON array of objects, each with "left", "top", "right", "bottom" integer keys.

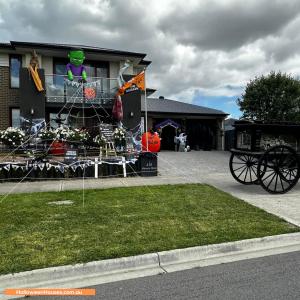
[
  {"left": 1, "top": 232, "right": 300, "bottom": 298},
  {"left": 0, "top": 151, "right": 299, "bottom": 227}
]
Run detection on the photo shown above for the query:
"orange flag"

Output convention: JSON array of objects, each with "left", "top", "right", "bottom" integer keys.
[{"left": 118, "top": 71, "right": 145, "bottom": 96}]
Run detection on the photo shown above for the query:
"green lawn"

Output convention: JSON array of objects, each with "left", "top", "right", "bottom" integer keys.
[{"left": 0, "top": 184, "right": 298, "bottom": 275}]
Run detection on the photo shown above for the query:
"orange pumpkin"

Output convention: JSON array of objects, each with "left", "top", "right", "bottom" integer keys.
[
  {"left": 142, "top": 132, "right": 161, "bottom": 152},
  {"left": 50, "top": 141, "right": 66, "bottom": 155}
]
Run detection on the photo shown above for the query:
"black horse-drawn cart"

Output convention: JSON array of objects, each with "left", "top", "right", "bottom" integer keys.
[{"left": 229, "top": 120, "right": 300, "bottom": 194}]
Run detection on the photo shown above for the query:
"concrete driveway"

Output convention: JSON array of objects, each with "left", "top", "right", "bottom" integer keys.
[
  {"left": 0, "top": 151, "right": 299, "bottom": 227},
  {"left": 158, "top": 151, "right": 300, "bottom": 227}
]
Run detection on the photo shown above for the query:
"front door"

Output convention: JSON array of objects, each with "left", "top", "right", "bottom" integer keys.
[{"left": 161, "top": 125, "right": 176, "bottom": 150}]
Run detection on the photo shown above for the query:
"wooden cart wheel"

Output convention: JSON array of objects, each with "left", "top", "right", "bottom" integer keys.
[
  {"left": 229, "top": 152, "right": 259, "bottom": 185},
  {"left": 257, "top": 145, "right": 300, "bottom": 194}
]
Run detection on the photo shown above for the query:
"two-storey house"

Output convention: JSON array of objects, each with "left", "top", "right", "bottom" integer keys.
[{"left": 0, "top": 41, "right": 150, "bottom": 132}]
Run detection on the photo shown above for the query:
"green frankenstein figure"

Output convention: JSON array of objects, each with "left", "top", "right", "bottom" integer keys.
[{"left": 66, "top": 49, "right": 87, "bottom": 82}]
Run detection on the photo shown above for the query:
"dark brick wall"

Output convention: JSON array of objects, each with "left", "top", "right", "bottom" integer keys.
[{"left": 0, "top": 66, "right": 20, "bottom": 130}]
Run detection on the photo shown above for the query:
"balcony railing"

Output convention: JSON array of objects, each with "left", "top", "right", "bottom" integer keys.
[{"left": 45, "top": 74, "right": 119, "bottom": 106}]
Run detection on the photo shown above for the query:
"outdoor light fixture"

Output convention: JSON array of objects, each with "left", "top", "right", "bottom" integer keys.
[
  {"left": 130, "top": 112, "right": 134, "bottom": 117},
  {"left": 30, "top": 108, "right": 34, "bottom": 115},
  {"left": 220, "top": 129, "right": 224, "bottom": 136}
]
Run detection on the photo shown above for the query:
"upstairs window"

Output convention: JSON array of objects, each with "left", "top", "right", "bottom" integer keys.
[
  {"left": 53, "top": 59, "right": 68, "bottom": 87},
  {"left": 9, "top": 55, "right": 22, "bottom": 88},
  {"left": 84, "top": 62, "right": 109, "bottom": 78}
]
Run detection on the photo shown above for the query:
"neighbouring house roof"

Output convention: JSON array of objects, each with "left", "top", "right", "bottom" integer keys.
[
  {"left": 141, "top": 97, "right": 228, "bottom": 116},
  {"left": 225, "top": 118, "right": 238, "bottom": 130},
  {"left": 146, "top": 88, "right": 156, "bottom": 96}
]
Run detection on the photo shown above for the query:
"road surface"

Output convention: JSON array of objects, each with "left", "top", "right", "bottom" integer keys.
[{"left": 32, "top": 250, "right": 300, "bottom": 300}]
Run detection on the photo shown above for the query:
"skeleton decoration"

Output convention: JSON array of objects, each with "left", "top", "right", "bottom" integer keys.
[{"left": 28, "top": 50, "right": 44, "bottom": 92}]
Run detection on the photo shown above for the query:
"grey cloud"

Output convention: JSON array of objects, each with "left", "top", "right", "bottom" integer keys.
[
  {"left": 158, "top": 0, "right": 300, "bottom": 51},
  {"left": 1, "top": 0, "right": 300, "bottom": 104},
  {"left": 259, "top": 16, "right": 300, "bottom": 63}
]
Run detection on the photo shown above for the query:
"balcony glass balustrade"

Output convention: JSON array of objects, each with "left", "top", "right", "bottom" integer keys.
[{"left": 45, "top": 74, "right": 119, "bottom": 106}]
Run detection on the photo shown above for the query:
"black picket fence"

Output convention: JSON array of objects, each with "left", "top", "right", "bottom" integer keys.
[{"left": 0, "top": 152, "right": 158, "bottom": 182}]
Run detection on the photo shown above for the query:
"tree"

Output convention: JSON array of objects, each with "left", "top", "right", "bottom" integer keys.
[{"left": 237, "top": 71, "right": 300, "bottom": 122}]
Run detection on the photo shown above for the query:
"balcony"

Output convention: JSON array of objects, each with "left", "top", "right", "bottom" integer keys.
[{"left": 45, "top": 75, "right": 119, "bottom": 106}]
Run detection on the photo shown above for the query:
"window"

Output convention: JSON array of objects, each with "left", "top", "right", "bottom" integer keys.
[
  {"left": 53, "top": 59, "right": 68, "bottom": 87},
  {"left": 54, "top": 61, "right": 68, "bottom": 75},
  {"left": 96, "top": 66, "right": 109, "bottom": 78},
  {"left": 9, "top": 55, "right": 22, "bottom": 88},
  {"left": 84, "top": 62, "right": 109, "bottom": 78},
  {"left": 237, "top": 131, "right": 251, "bottom": 150},
  {"left": 10, "top": 108, "right": 21, "bottom": 127}
]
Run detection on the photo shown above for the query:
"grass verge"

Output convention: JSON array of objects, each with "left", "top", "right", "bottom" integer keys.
[{"left": 0, "top": 184, "right": 298, "bottom": 275}]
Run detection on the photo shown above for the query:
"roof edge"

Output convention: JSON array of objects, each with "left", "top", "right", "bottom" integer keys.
[
  {"left": 139, "top": 59, "right": 152, "bottom": 66},
  {"left": 0, "top": 42, "right": 14, "bottom": 49},
  {"left": 141, "top": 110, "right": 228, "bottom": 116},
  {"left": 9, "top": 41, "right": 147, "bottom": 58},
  {"left": 145, "top": 97, "right": 228, "bottom": 115}
]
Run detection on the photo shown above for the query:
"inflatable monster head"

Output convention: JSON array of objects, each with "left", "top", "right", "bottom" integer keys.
[{"left": 68, "top": 49, "right": 85, "bottom": 67}]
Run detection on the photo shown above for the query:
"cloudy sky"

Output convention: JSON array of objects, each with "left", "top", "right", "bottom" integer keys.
[{"left": 1, "top": 0, "right": 300, "bottom": 118}]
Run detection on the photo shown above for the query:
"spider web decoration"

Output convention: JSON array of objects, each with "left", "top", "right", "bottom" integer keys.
[{"left": 0, "top": 72, "right": 166, "bottom": 210}]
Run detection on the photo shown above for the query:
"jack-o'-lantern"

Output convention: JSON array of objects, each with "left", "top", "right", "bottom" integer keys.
[
  {"left": 84, "top": 87, "right": 96, "bottom": 100},
  {"left": 142, "top": 132, "right": 161, "bottom": 152}
]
